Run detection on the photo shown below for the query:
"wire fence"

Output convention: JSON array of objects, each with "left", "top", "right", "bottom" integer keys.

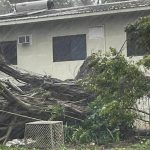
[{"left": 24, "top": 121, "right": 64, "bottom": 149}]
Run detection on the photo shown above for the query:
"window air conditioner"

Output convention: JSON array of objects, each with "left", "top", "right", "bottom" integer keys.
[{"left": 18, "top": 35, "right": 32, "bottom": 45}]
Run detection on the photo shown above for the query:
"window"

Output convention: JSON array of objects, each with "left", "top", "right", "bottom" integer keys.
[
  {"left": 53, "top": 34, "right": 86, "bottom": 62},
  {"left": 0, "top": 41, "right": 17, "bottom": 65},
  {"left": 127, "top": 32, "right": 147, "bottom": 56}
]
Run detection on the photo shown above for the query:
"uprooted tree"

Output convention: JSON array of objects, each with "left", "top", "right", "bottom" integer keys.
[
  {"left": 0, "top": 61, "right": 94, "bottom": 144},
  {"left": 0, "top": 16, "right": 150, "bottom": 145}
]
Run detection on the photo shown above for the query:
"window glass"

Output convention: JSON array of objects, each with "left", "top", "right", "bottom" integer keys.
[
  {"left": 127, "top": 32, "right": 148, "bottom": 56},
  {"left": 0, "top": 41, "right": 17, "bottom": 65},
  {"left": 53, "top": 34, "right": 86, "bottom": 62}
]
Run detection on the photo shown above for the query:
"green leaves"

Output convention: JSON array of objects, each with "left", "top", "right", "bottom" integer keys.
[
  {"left": 138, "top": 55, "right": 150, "bottom": 69},
  {"left": 79, "top": 48, "right": 150, "bottom": 143},
  {"left": 66, "top": 16, "right": 150, "bottom": 145},
  {"left": 126, "top": 17, "right": 150, "bottom": 55},
  {"left": 50, "top": 104, "right": 64, "bottom": 120}
]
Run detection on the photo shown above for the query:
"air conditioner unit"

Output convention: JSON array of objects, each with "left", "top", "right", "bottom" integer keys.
[{"left": 18, "top": 35, "right": 32, "bottom": 45}]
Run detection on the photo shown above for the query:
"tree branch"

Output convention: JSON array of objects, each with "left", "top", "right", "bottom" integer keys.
[{"left": 129, "top": 108, "right": 150, "bottom": 116}]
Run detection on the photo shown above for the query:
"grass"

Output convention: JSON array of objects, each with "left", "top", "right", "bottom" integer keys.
[
  {"left": 113, "top": 139, "right": 150, "bottom": 150},
  {"left": 0, "top": 146, "right": 27, "bottom": 150},
  {"left": 0, "top": 139, "right": 150, "bottom": 150}
]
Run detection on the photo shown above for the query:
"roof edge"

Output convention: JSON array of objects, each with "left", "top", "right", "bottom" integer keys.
[{"left": 0, "top": 5, "right": 150, "bottom": 26}]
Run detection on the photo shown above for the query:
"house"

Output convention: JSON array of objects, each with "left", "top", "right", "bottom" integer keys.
[{"left": 0, "top": 0, "right": 150, "bottom": 80}]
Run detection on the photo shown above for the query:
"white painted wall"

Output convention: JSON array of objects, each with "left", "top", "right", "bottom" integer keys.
[{"left": 0, "top": 10, "right": 149, "bottom": 80}]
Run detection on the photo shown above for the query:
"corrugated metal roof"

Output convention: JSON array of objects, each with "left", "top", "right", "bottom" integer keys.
[{"left": 0, "top": 0, "right": 150, "bottom": 25}]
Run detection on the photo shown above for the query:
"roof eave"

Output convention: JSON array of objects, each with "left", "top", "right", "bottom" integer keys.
[{"left": 0, "top": 6, "right": 150, "bottom": 26}]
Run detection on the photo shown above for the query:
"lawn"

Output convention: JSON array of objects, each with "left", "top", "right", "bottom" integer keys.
[
  {"left": 113, "top": 139, "right": 150, "bottom": 150},
  {"left": 0, "top": 139, "right": 150, "bottom": 150}
]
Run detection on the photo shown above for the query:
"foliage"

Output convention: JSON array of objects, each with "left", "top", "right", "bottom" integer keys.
[
  {"left": 138, "top": 54, "right": 150, "bottom": 69},
  {"left": 64, "top": 50, "right": 150, "bottom": 144},
  {"left": 64, "top": 125, "right": 77, "bottom": 143},
  {"left": 126, "top": 17, "right": 150, "bottom": 55},
  {"left": 50, "top": 104, "right": 65, "bottom": 120},
  {"left": 77, "top": 48, "right": 150, "bottom": 144}
]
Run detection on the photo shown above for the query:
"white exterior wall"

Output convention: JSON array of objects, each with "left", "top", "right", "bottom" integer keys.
[{"left": 0, "top": 11, "right": 149, "bottom": 80}]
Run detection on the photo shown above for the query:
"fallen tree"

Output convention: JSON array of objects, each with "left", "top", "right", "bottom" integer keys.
[
  {"left": 1, "top": 53, "right": 150, "bottom": 144},
  {"left": 0, "top": 60, "right": 94, "bottom": 144}
]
